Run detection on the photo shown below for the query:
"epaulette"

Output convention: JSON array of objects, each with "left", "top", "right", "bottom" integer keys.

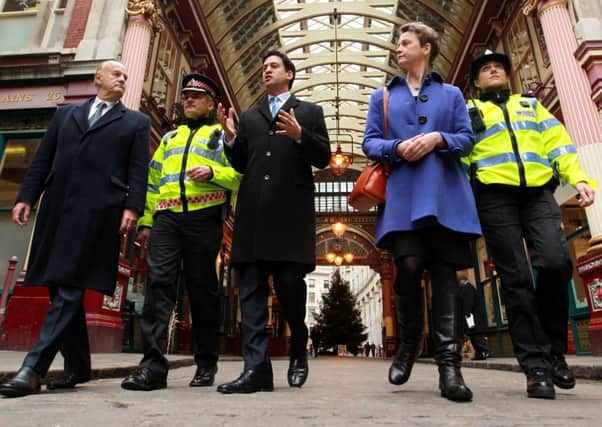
[{"left": 161, "top": 130, "right": 177, "bottom": 145}]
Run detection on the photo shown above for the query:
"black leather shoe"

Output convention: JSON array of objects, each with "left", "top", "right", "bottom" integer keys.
[
  {"left": 526, "top": 368, "right": 555, "bottom": 399},
  {"left": 472, "top": 351, "right": 489, "bottom": 361},
  {"left": 217, "top": 368, "right": 273, "bottom": 394},
  {"left": 47, "top": 372, "right": 91, "bottom": 390},
  {"left": 438, "top": 366, "right": 473, "bottom": 402},
  {"left": 189, "top": 365, "right": 217, "bottom": 387},
  {"left": 287, "top": 357, "right": 308, "bottom": 388},
  {"left": 121, "top": 367, "right": 166, "bottom": 391},
  {"left": 551, "top": 354, "right": 575, "bottom": 389},
  {"left": 0, "top": 367, "right": 41, "bottom": 398}
]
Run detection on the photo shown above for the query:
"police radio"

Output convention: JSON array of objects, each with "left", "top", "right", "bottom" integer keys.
[
  {"left": 468, "top": 100, "right": 486, "bottom": 134},
  {"left": 207, "top": 128, "right": 222, "bottom": 150}
]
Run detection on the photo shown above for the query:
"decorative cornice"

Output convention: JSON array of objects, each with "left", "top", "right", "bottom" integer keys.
[
  {"left": 522, "top": 0, "right": 539, "bottom": 16},
  {"left": 538, "top": 0, "right": 568, "bottom": 18},
  {"left": 523, "top": 0, "right": 568, "bottom": 17},
  {"left": 126, "top": 0, "right": 163, "bottom": 33}
]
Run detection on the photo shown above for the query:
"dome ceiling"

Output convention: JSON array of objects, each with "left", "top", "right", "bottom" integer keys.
[{"left": 197, "top": 0, "right": 475, "bottom": 170}]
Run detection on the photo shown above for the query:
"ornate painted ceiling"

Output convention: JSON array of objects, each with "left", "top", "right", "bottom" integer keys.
[{"left": 197, "top": 0, "right": 476, "bottom": 170}]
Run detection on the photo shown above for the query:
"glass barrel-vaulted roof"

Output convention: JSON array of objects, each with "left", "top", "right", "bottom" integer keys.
[{"left": 198, "top": 0, "right": 475, "bottom": 170}]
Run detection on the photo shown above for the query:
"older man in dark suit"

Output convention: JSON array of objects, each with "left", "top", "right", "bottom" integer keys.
[
  {"left": 0, "top": 60, "right": 150, "bottom": 398},
  {"left": 216, "top": 50, "right": 330, "bottom": 393}
]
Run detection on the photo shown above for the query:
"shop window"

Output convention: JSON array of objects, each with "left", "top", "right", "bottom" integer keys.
[
  {"left": 2, "top": 0, "right": 40, "bottom": 12},
  {"left": 0, "top": 137, "right": 40, "bottom": 207},
  {"left": 0, "top": 136, "right": 41, "bottom": 288},
  {"left": 151, "top": 32, "right": 178, "bottom": 114},
  {"left": 563, "top": 205, "right": 591, "bottom": 310},
  {"left": 505, "top": 15, "right": 540, "bottom": 93}
]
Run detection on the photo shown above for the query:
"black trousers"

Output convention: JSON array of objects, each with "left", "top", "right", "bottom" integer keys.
[
  {"left": 476, "top": 184, "right": 572, "bottom": 373},
  {"left": 467, "top": 332, "right": 489, "bottom": 356},
  {"left": 237, "top": 262, "right": 308, "bottom": 370},
  {"left": 139, "top": 208, "right": 223, "bottom": 376},
  {"left": 22, "top": 286, "right": 90, "bottom": 377}
]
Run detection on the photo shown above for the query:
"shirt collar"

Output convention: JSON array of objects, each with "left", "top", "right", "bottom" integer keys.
[
  {"left": 386, "top": 71, "right": 444, "bottom": 89},
  {"left": 92, "top": 96, "right": 117, "bottom": 111},
  {"left": 268, "top": 91, "right": 291, "bottom": 105}
]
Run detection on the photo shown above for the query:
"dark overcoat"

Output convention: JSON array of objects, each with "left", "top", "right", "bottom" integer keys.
[
  {"left": 225, "top": 95, "right": 330, "bottom": 272},
  {"left": 16, "top": 98, "right": 150, "bottom": 295}
]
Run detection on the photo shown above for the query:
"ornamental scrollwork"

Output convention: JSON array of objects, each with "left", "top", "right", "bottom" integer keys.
[{"left": 126, "top": 0, "right": 163, "bottom": 32}]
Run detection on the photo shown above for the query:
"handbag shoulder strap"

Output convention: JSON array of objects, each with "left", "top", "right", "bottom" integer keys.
[{"left": 383, "top": 86, "right": 389, "bottom": 139}]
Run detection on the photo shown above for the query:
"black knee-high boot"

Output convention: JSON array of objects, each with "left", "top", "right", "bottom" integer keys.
[
  {"left": 432, "top": 290, "right": 473, "bottom": 402},
  {"left": 389, "top": 293, "right": 424, "bottom": 385}
]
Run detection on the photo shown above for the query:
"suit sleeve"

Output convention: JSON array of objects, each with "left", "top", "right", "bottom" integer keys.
[
  {"left": 223, "top": 111, "right": 249, "bottom": 173},
  {"left": 15, "top": 107, "right": 64, "bottom": 206},
  {"left": 298, "top": 104, "right": 331, "bottom": 169},
  {"left": 125, "top": 113, "right": 151, "bottom": 214}
]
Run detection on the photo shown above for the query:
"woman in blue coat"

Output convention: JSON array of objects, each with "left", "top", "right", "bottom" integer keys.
[{"left": 363, "top": 22, "right": 481, "bottom": 402}]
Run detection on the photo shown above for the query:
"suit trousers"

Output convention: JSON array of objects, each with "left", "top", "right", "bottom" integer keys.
[
  {"left": 476, "top": 183, "right": 572, "bottom": 373},
  {"left": 237, "top": 262, "right": 308, "bottom": 370},
  {"left": 22, "top": 286, "right": 90, "bottom": 377},
  {"left": 139, "top": 208, "right": 223, "bottom": 376}
]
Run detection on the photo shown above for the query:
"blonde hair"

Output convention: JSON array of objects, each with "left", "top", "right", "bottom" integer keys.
[{"left": 399, "top": 22, "right": 440, "bottom": 64}]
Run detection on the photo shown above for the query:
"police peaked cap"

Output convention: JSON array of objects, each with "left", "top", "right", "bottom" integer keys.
[
  {"left": 469, "top": 50, "right": 512, "bottom": 83},
  {"left": 181, "top": 73, "right": 220, "bottom": 100}
]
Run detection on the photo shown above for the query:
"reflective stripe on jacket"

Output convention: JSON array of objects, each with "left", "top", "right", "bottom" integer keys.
[
  {"left": 138, "top": 123, "right": 241, "bottom": 228},
  {"left": 463, "top": 94, "right": 596, "bottom": 189}
]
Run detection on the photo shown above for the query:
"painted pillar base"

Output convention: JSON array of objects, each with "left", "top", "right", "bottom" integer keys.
[
  {"left": 384, "top": 336, "right": 399, "bottom": 358},
  {"left": 0, "top": 260, "right": 131, "bottom": 353},
  {"left": 577, "top": 248, "right": 602, "bottom": 356}
]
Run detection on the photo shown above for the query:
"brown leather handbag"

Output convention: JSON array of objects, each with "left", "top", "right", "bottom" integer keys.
[{"left": 348, "top": 87, "right": 391, "bottom": 212}]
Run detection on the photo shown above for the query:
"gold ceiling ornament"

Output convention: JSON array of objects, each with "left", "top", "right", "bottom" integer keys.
[
  {"left": 523, "top": 0, "right": 568, "bottom": 16},
  {"left": 522, "top": 0, "right": 539, "bottom": 16},
  {"left": 126, "top": 0, "right": 163, "bottom": 32}
]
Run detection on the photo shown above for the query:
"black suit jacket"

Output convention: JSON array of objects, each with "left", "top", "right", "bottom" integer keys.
[
  {"left": 225, "top": 95, "right": 330, "bottom": 270},
  {"left": 17, "top": 98, "right": 150, "bottom": 294}
]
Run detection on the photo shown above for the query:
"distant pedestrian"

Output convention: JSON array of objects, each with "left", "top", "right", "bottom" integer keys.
[
  {"left": 458, "top": 276, "right": 489, "bottom": 360},
  {"left": 364, "top": 342, "right": 371, "bottom": 357},
  {"left": 370, "top": 342, "right": 376, "bottom": 357}
]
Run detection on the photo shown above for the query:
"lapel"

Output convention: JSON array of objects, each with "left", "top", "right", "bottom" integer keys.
[
  {"left": 257, "top": 94, "right": 301, "bottom": 126},
  {"left": 280, "top": 94, "right": 299, "bottom": 114},
  {"left": 72, "top": 98, "right": 94, "bottom": 134},
  {"left": 87, "top": 101, "right": 126, "bottom": 132},
  {"left": 258, "top": 96, "right": 272, "bottom": 124}
]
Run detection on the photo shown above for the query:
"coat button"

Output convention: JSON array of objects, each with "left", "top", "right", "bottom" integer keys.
[
  {"left": 266, "top": 151, "right": 271, "bottom": 156},
  {"left": 418, "top": 115, "right": 427, "bottom": 124},
  {"left": 268, "top": 130, "right": 274, "bottom": 135},
  {"left": 420, "top": 94, "right": 428, "bottom": 102},
  {"left": 264, "top": 174, "right": 270, "bottom": 180}
]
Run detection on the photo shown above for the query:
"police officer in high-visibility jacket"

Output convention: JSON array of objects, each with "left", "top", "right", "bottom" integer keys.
[
  {"left": 464, "top": 51, "right": 596, "bottom": 400},
  {"left": 122, "top": 74, "right": 241, "bottom": 391}
]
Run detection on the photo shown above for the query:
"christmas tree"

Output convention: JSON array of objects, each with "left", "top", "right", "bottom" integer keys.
[{"left": 314, "top": 268, "right": 367, "bottom": 355}]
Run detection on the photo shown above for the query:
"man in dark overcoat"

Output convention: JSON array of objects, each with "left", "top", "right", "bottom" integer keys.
[
  {"left": 0, "top": 60, "right": 150, "bottom": 398},
  {"left": 216, "top": 50, "right": 330, "bottom": 393}
]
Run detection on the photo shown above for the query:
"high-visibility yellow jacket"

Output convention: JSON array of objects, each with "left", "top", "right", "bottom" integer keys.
[
  {"left": 138, "top": 123, "right": 241, "bottom": 228},
  {"left": 463, "top": 94, "right": 596, "bottom": 189}
]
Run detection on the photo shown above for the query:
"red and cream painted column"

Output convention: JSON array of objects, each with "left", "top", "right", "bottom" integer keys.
[
  {"left": 121, "top": 1, "right": 162, "bottom": 110},
  {"left": 524, "top": 0, "right": 602, "bottom": 354},
  {"left": 377, "top": 251, "right": 397, "bottom": 357}
]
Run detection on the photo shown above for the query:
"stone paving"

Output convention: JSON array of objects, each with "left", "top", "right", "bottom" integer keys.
[{"left": 1, "top": 356, "right": 601, "bottom": 427}]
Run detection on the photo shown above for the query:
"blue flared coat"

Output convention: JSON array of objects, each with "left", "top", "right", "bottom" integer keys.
[{"left": 362, "top": 72, "right": 481, "bottom": 246}]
